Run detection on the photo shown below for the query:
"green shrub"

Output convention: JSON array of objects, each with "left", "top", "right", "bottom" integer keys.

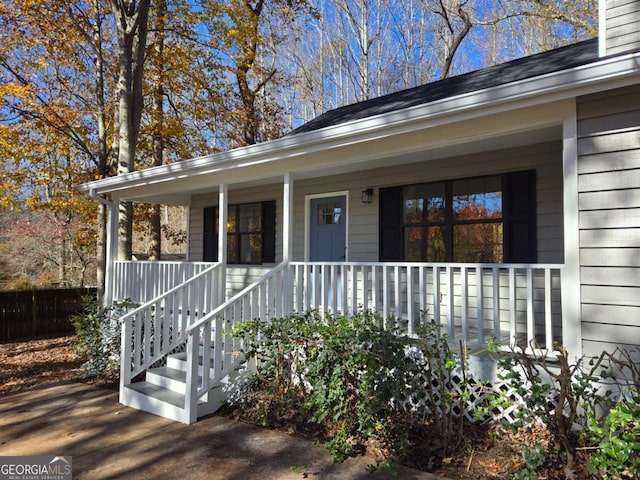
[
  {"left": 497, "top": 345, "right": 610, "bottom": 472},
  {"left": 301, "top": 311, "right": 417, "bottom": 461},
  {"left": 588, "top": 390, "right": 640, "bottom": 479},
  {"left": 232, "top": 310, "right": 470, "bottom": 463},
  {"left": 72, "top": 297, "right": 131, "bottom": 378},
  {"left": 512, "top": 443, "right": 546, "bottom": 480}
]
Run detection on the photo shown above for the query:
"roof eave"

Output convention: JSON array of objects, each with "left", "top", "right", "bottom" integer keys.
[{"left": 79, "top": 50, "right": 640, "bottom": 197}]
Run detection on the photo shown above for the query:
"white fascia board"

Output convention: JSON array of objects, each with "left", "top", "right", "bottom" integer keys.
[{"left": 79, "top": 51, "right": 640, "bottom": 197}]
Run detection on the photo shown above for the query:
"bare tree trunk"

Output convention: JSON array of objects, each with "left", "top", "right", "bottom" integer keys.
[
  {"left": 111, "top": 0, "right": 150, "bottom": 260},
  {"left": 149, "top": 205, "right": 161, "bottom": 260},
  {"left": 338, "top": 0, "right": 371, "bottom": 101},
  {"left": 433, "top": 0, "right": 473, "bottom": 79},
  {"left": 92, "top": 0, "right": 110, "bottom": 302},
  {"left": 59, "top": 234, "right": 67, "bottom": 286},
  {"left": 149, "top": 0, "right": 166, "bottom": 260},
  {"left": 118, "top": 201, "right": 133, "bottom": 260},
  {"left": 232, "top": 0, "right": 279, "bottom": 146}
]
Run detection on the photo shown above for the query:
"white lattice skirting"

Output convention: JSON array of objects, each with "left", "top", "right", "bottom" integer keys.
[{"left": 394, "top": 351, "right": 529, "bottom": 424}]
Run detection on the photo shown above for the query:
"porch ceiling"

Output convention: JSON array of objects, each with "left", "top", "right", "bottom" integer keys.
[
  {"left": 185, "top": 124, "right": 561, "bottom": 196},
  {"left": 102, "top": 119, "right": 563, "bottom": 206}
]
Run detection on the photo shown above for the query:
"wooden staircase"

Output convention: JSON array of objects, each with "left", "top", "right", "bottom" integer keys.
[
  {"left": 121, "top": 345, "right": 239, "bottom": 424},
  {"left": 116, "top": 261, "right": 290, "bottom": 424}
]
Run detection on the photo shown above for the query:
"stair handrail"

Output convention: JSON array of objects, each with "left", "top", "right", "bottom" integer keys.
[
  {"left": 183, "top": 260, "right": 290, "bottom": 422},
  {"left": 117, "top": 262, "right": 221, "bottom": 325},
  {"left": 120, "top": 262, "right": 222, "bottom": 398},
  {"left": 185, "top": 260, "right": 288, "bottom": 334}
]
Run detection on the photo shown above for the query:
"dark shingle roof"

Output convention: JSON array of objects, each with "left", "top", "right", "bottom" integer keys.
[{"left": 293, "top": 38, "right": 599, "bottom": 134}]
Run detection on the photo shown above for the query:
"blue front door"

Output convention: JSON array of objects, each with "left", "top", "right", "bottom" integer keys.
[{"left": 310, "top": 195, "right": 347, "bottom": 261}]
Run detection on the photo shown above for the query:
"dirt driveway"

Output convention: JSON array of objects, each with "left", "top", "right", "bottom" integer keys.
[{"left": 0, "top": 381, "right": 448, "bottom": 479}]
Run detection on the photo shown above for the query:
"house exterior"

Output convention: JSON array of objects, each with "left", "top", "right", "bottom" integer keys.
[{"left": 80, "top": 0, "right": 640, "bottom": 424}]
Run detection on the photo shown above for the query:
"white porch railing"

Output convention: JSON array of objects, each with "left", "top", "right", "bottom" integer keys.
[
  {"left": 119, "top": 262, "right": 222, "bottom": 395},
  {"left": 290, "top": 262, "right": 563, "bottom": 350},
  {"left": 114, "top": 260, "right": 563, "bottom": 423},
  {"left": 113, "top": 261, "right": 214, "bottom": 305},
  {"left": 183, "top": 261, "right": 289, "bottom": 423}
]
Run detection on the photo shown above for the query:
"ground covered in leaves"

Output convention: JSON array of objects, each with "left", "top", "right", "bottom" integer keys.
[
  {"left": 0, "top": 335, "right": 85, "bottom": 394},
  {"left": 1, "top": 335, "right": 597, "bottom": 479},
  {"left": 0, "top": 334, "right": 117, "bottom": 395}
]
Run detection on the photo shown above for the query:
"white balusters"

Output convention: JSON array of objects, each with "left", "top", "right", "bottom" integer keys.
[{"left": 287, "top": 262, "right": 562, "bottom": 350}]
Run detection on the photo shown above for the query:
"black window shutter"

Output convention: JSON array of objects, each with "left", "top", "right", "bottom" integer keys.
[
  {"left": 203, "top": 206, "right": 218, "bottom": 262},
  {"left": 504, "top": 171, "right": 537, "bottom": 263},
  {"left": 379, "top": 187, "right": 403, "bottom": 261},
  {"left": 262, "top": 200, "right": 276, "bottom": 263}
]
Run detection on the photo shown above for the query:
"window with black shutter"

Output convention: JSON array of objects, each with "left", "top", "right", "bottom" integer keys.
[
  {"left": 202, "top": 200, "right": 276, "bottom": 264},
  {"left": 379, "top": 170, "right": 536, "bottom": 263},
  {"left": 379, "top": 187, "right": 403, "bottom": 261},
  {"left": 203, "top": 206, "right": 217, "bottom": 262},
  {"left": 504, "top": 171, "right": 537, "bottom": 263}
]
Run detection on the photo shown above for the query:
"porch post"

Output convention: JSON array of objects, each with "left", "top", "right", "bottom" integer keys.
[
  {"left": 283, "top": 173, "right": 293, "bottom": 262},
  {"left": 218, "top": 184, "right": 228, "bottom": 303},
  {"left": 105, "top": 199, "right": 119, "bottom": 307},
  {"left": 283, "top": 173, "right": 293, "bottom": 314},
  {"left": 562, "top": 102, "right": 583, "bottom": 360}
]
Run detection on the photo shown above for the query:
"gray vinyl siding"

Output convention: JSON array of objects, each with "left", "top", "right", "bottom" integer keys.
[
  {"left": 605, "top": 0, "right": 640, "bottom": 55},
  {"left": 187, "top": 141, "right": 564, "bottom": 292},
  {"left": 189, "top": 186, "right": 282, "bottom": 296},
  {"left": 225, "top": 266, "right": 272, "bottom": 296},
  {"left": 292, "top": 141, "right": 564, "bottom": 264},
  {"left": 577, "top": 84, "right": 640, "bottom": 357},
  {"left": 188, "top": 204, "right": 204, "bottom": 261}
]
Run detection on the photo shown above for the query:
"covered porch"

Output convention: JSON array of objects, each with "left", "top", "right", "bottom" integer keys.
[
  {"left": 74, "top": 23, "right": 640, "bottom": 423},
  {"left": 83, "top": 93, "right": 583, "bottom": 423},
  {"left": 103, "top": 103, "right": 581, "bottom": 357}
]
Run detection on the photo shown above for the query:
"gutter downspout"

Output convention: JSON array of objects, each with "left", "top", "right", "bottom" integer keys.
[{"left": 89, "top": 189, "right": 118, "bottom": 308}]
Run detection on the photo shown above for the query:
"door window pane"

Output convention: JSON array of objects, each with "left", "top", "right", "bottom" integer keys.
[
  {"left": 453, "top": 176, "right": 502, "bottom": 221},
  {"left": 318, "top": 202, "right": 343, "bottom": 225},
  {"left": 333, "top": 204, "right": 343, "bottom": 224}
]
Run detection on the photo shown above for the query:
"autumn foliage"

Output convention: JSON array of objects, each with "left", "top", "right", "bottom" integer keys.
[{"left": 0, "top": 0, "right": 596, "bottom": 289}]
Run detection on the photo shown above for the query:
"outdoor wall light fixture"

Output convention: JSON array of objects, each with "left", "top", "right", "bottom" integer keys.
[{"left": 361, "top": 188, "right": 374, "bottom": 204}]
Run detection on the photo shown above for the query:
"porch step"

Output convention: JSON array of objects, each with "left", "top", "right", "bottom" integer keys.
[
  {"left": 146, "top": 366, "right": 195, "bottom": 393},
  {"left": 121, "top": 381, "right": 223, "bottom": 423},
  {"left": 120, "top": 347, "right": 244, "bottom": 424},
  {"left": 167, "top": 351, "right": 215, "bottom": 376}
]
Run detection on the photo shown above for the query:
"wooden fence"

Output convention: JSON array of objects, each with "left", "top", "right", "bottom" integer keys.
[{"left": 0, "top": 288, "right": 96, "bottom": 342}]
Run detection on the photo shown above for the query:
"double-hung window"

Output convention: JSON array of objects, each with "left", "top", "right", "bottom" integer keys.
[
  {"left": 203, "top": 201, "right": 276, "bottom": 264},
  {"left": 380, "top": 171, "right": 536, "bottom": 263}
]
